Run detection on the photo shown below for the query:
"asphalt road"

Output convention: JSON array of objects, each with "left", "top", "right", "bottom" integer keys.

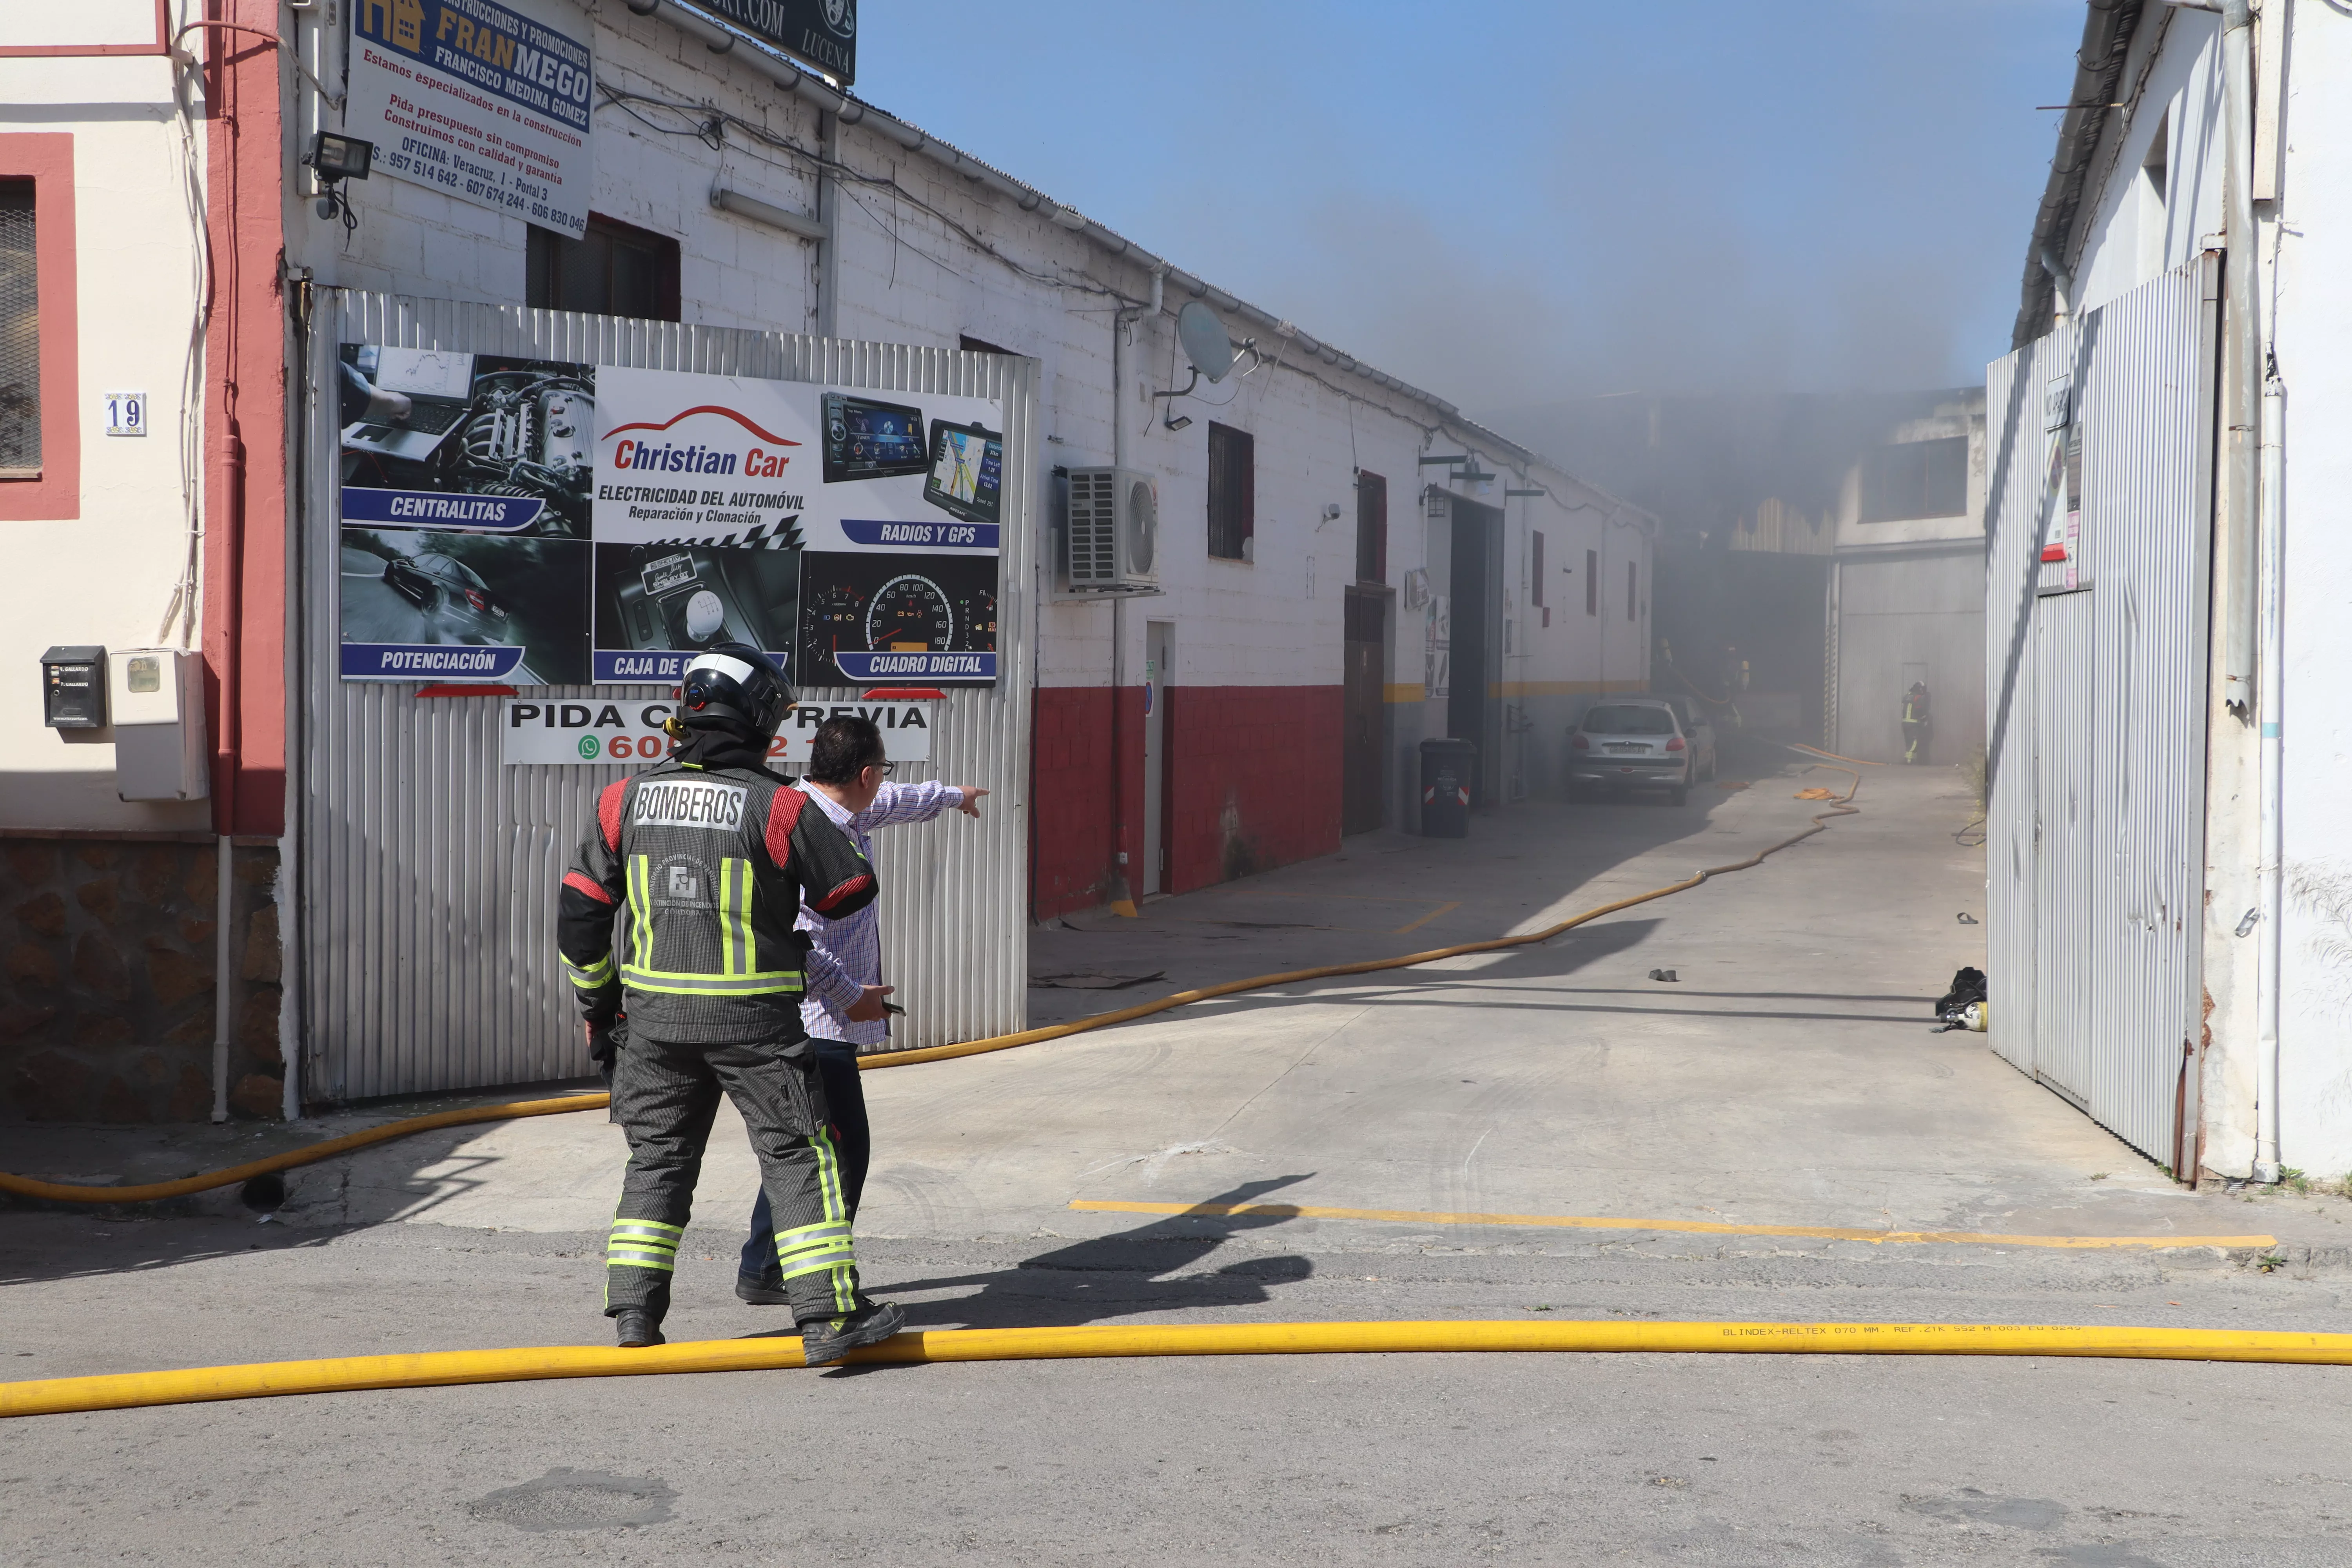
[{"left": 5, "top": 759, "right": 2350, "bottom": 1565}]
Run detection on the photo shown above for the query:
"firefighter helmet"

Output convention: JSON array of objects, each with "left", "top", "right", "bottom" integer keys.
[{"left": 678, "top": 644, "right": 795, "bottom": 738}]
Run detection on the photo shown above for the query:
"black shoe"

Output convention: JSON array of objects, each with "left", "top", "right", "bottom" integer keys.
[
  {"left": 614, "top": 1309, "right": 665, "bottom": 1348},
  {"left": 735, "top": 1273, "right": 793, "bottom": 1306},
  {"left": 798, "top": 1301, "right": 906, "bottom": 1367}
]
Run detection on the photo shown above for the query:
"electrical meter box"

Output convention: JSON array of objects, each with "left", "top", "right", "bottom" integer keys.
[
  {"left": 40, "top": 646, "right": 107, "bottom": 729},
  {"left": 109, "top": 648, "right": 210, "bottom": 802}
]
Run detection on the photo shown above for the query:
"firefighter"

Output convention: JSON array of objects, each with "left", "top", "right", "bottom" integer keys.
[
  {"left": 558, "top": 643, "right": 904, "bottom": 1363},
  {"left": 1902, "top": 680, "right": 1932, "bottom": 764}
]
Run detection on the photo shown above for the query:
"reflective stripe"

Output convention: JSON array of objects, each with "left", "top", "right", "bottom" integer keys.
[
  {"left": 608, "top": 1216, "right": 681, "bottom": 1272},
  {"left": 778, "top": 1245, "right": 857, "bottom": 1282},
  {"left": 774, "top": 1223, "right": 853, "bottom": 1263},
  {"left": 719, "top": 857, "right": 737, "bottom": 978},
  {"left": 607, "top": 1248, "right": 677, "bottom": 1273},
  {"left": 620, "top": 965, "right": 803, "bottom": 996},
  {"left": 627, "top": 855, "right": 654, "bottom": 972},
  {"left": 737, "top": 856, "right": 757, "bottom": 975},
  {"left": 563, "top": 951, "right": 615, "bottom": 990}
]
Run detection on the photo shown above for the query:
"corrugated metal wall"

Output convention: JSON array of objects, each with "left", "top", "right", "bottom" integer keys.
[
  {"left": 296, "top": 291, "right": 1036, "bottom": 1102},
  {"left": 1983, "top": 261, "right": 2217, "bottom": 1166}
]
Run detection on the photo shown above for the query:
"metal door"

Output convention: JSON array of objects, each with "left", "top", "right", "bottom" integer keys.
[
  {"left": 2030, "top": 588, "right": 2095, "bottom": 1107},
  {"left": 1984, "top": 258, "right": 2217, "bottom": 1163},
  {"left": 1342, "top": 588, "right": 1384, "bottom": 834}
]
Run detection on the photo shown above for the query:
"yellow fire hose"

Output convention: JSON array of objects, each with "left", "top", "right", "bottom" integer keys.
[
  {"left": 0, "top": 775, "right": 1862, "bottom": 1207},
  {"left": 7, "top": 1318, "right": 2349, "bottom": 1420}
]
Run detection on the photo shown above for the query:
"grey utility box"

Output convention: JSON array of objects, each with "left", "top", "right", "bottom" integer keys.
[{"left": 109, "top": 648, "right": 210, "bottom": 801}]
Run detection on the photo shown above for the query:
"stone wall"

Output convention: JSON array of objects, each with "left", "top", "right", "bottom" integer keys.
[{"left": 0, "top": 835, "right": 283, "bottom": 1122}]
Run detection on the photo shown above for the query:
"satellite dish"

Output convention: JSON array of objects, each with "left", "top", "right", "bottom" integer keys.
[{"left": 1176, "top": 301, "right": 1237, "bottom": 384}]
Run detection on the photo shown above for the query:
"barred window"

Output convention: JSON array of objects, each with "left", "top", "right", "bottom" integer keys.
[
  {"left": 1207, "top": 422, "right": 1254, "bottom": 561},
  {"left": 0, "top": 182, "right": 38, "bottom": 477}
]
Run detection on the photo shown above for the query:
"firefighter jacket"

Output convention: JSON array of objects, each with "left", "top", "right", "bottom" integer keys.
[{"left": 557, "top": 760, "right": 879, "bottom": 1044}]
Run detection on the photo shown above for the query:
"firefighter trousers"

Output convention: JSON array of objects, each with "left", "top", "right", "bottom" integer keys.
[{"left": 606, "top": 1031, "right": 861, "bottom": 1327}]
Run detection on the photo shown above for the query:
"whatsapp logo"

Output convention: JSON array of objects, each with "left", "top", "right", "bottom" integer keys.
[{"left": 577, "top": 735, "right": 601, "bottom": 760}]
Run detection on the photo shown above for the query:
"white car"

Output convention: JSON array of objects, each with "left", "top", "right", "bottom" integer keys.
[{"left": 1568, "top": 697, "right": 1716, "bottom": 804}]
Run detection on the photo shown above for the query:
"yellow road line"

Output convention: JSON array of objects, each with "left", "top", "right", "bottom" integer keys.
[
  {"left": 1066, "top": 1199, "right": 2276, "bottom": 1251},
  {"left": 1391, "top": 900, "right": 1461, "bottom": 935}
]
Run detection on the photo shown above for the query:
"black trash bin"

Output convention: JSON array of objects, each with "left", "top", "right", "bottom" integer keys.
[{"left": 1419, "top": 737, "right": 1478, "bottom": 838}]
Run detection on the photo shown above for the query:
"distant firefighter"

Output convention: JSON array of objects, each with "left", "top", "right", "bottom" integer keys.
[{"left": 1902, "top": 681, "right": 1932, "bottom": 764}]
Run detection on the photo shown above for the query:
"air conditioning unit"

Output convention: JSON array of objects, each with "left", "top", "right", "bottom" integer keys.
[{"left": 1066, "top": 466, "right": 1158, "bottom": 590}]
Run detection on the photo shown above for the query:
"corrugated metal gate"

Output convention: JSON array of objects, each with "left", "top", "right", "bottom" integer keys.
[
  {"left": 293, "top": 291, "right": 1036, "bottom": 1102},
  {"left": 1984, "top": 260, "right": 2217, "bottom": 1167}
]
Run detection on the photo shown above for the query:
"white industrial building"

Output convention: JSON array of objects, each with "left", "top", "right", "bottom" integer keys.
[{"left": 1989, "top": 0, "right": 2352, "bottom": 1182}]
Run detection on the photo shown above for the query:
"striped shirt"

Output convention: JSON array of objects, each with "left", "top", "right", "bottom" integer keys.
[{"left": 799, "top": 779, "right": 965, "bottom": 1047}]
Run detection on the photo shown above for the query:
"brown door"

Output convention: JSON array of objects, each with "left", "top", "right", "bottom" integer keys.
[{"left": 1343, "top": 587, "right": 1385, "bottom": 835}]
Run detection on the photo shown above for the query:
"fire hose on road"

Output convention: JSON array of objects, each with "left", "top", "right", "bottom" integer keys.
[{"left": 7, "top": 1318, "right": 2351, "bottom": 1421}]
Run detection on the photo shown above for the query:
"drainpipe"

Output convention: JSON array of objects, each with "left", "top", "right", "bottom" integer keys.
[
  {"left": 2038, "top": 243, "right": 2074, "bottom": 326},
  {"left": 2219, "top": 0, "right": 2259, "bottom": 714},
  {"left": 2254, "top": 370, "right": 2284, "bottom": 1183},
  {"left": 1105, "top": 303, "right": 1138, "bottom": 916},
  {"left": 212, "top": 426, "right": 245, "bottom": 1125}
]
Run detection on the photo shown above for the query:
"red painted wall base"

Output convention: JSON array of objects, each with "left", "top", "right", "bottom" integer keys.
[{"left": 1029, "top": 684, "right": 1343, "bottom": 918}]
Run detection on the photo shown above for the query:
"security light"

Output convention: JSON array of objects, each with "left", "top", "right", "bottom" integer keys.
[{"left": 307, "top": 132, "right": 374, "bottom": 182}]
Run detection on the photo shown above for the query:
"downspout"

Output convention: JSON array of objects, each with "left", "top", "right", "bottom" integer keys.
[
  {"left": 1105, "top": 301, "right": 1137, "bottom": 916},
  {"left": 2038, "top": 243, "right": 2074, "bottom": 326},
  {"left": 2254, "top": 370, "right": 2283, "bottom": 1183},
  {"left": 2218, "top": 0, "right": 2259, "bottom": 714}
]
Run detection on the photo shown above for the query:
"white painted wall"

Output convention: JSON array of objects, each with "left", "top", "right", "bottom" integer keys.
[
  {"left": 2268, "top": 3, "right": 2352, "bottom": 1175},
  {"left": 2058, "top": 3, "right": 2352, "bottom": 1176},
  {"left": 0, "top": 36, "right": 213, "bottom": 831}
]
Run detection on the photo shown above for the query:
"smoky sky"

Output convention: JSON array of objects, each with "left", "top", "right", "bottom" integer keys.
[{"left": 858, "top": 1, "right": 2083, "bottom": 405}]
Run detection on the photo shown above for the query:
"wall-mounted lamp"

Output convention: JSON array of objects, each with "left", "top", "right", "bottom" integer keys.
[
  {"left": 306, "top": 132, "right": 374, "bottom": 229},
  {"left": 1162, "top": 410, "right": 1192, "bottom": 432}
]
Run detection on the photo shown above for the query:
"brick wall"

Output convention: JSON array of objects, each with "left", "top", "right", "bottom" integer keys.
[{"left": 0, "top": 837, "right": 282, "bottom": 1122}]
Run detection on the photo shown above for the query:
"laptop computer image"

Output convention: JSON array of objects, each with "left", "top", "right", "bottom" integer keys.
[{"left": 343, "top": 348, "right": 477, "bottom": 463}]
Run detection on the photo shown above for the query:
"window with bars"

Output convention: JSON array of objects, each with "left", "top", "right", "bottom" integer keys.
[
  {"left": 526, "top": 214, "right": 681, "bottom": 322},
  {"left": 1354, "top": 470, "right": 1387, "bottom": 584},
  {"left": 0, "top": 181, "right": 38, "bottom": 477},
  {"left": 1207, "top": 422, "right": 1254, "bottom": 561}
]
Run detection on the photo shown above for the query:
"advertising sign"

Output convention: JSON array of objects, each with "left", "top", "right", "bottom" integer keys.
[
  {"left": 502, "top": 697, "right": 936, "bottom": 766},
  {"left": 338, "top": 346, "right": 1003, "bottom": 691},
  {"left": 346, "top": 0, "right": 593, "bottom": 239},
  {"left": 692, "top": 0, "right": 857, "bottom": 84}
]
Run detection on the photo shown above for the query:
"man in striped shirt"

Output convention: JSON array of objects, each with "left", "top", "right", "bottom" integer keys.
[{"left": 737, "top": 713, "right": 987, "bottom": 1304}]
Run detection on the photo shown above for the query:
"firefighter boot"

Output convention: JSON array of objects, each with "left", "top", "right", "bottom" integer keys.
[
  {"left": 614, "top": 1308, "right": 666, "bottom": 1348},
  {"left": 799, "top": 1300, "right": 906, "bottom": 1367}
]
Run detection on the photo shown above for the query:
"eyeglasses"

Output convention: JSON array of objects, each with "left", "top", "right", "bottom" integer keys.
[{"left": 871, "top": 760, "right": 897, "bottom": 777}]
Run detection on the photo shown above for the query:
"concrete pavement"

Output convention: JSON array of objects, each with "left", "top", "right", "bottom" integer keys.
[{"left": 7, "top": 748, "right": 2352, "bottom": 1564}]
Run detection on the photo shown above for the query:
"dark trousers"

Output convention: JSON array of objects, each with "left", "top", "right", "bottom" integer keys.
[
  {"left": 741, "top": 1045, "right": 867, "bottom": 1283},
  {"left": 606, "top": 1033, "right": 860, "bottom": 1327}
]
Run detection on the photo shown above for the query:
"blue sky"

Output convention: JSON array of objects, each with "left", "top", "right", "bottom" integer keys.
[{"left": 856, "top": 1, "right": 2085, "bottom": 411}]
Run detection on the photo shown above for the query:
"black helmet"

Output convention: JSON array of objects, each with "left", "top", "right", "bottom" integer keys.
[{"left": 678, "top": 644, "right": 795, "bottom": 737}]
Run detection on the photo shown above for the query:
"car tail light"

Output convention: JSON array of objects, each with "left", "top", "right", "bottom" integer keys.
[
  {"left": 1665, "top": 736, "right": 1686, "bottom": 752},
  {"left": 1571, "top": 732, "right": 1589, "bottom": 750},
  {"left": 465, "top": 589, "right": 490, "bottom": 612}
]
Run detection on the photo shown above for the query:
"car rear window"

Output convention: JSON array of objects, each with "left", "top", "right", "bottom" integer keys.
[{"left": 1581, "top": 705, "right": 1677, "bottom": 735}]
